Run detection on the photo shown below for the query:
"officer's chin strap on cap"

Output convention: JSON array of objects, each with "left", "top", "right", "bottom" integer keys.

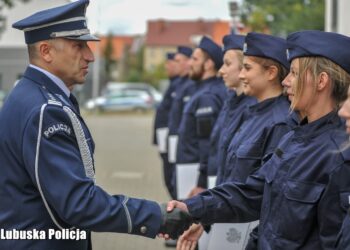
[{"left": 158, "top": 203, "right": 193, "bottom": 239}]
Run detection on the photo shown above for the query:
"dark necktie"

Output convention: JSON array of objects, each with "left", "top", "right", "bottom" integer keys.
[{"left": 69, "top": 94, "right": 80, "bottom": 115}]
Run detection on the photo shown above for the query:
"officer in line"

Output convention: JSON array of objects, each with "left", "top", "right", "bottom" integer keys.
[
  {"left": 0, "top": 1, "right": 192, "bottom": 249},
  {"left": 336, "top": 86, "right": 350, "bottom": 250},
  {"left": 153, "top": 52, "right": 181, "bottom": 199},
  {"left": 221, "top": 32, "right": 292, "bottom": 185},
  {"left": 166, "top": 46, "right": 196, "bottom": 199},
  {"left": 166, "top": 30, "right": 350, "bottom": 249},
  {"left": 175, "top": 36, "right": 227, "bottom": 198},
  {"left": 177, "top": 33, "right": 256, "bottom": 249},
  {"left": 180, "top": 32, "right": 293, "bottom": 250}
]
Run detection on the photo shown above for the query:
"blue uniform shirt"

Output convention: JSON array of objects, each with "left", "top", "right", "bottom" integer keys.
[
  {"left": 152, "top": 76, "right": 181, "bottom": 145},
  {"left": 215, "top": 94, "right": 257, "bottom": 185},
  {"left": 185, "top": 111, "right": 348, "bottom": 249},
  {"left": 0, "top": 67, "right": 161, "bottom": 250},
  {"left": 197, "top": 90, "right": 256, "bottom": 187},
  {"left": 168, "top": 77, "right": 197, "bottom": 136},
  {"left": 337, "top": 210, "right": 350, "bottom": 250},
  {"left": 321, "top": 148, "right": 350, "bottom": 250},
  {"left": 176, "top": 76, "right": 227, "bottom": 164},
  {"left": 222, "top": 95, "right": 291, "bottom": 184}
]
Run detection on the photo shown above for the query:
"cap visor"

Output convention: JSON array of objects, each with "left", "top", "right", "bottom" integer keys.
[{"left": 65, "top": 34, "right": 100, "bottom": 41}]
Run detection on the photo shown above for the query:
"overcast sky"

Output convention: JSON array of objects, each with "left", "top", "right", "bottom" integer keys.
[{"left": 86, "top": 0, "right": 237, "bottom": 35}]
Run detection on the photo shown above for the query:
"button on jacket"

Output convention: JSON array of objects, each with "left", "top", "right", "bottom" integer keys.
[
  {"left": 0, "top": 67, "right": 161, "bottom": 250},
  {"left": 185, "top": 111, "right": 348, "bottom": 249}
]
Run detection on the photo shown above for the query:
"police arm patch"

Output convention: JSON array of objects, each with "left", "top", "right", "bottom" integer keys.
[{"left": 43, "top": 123, "right": 72, "bottom": 139}]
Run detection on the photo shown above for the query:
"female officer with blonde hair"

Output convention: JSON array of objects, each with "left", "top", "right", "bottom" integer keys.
[{"left": 167, "top": 30, "right": 350, "bottom": 249}]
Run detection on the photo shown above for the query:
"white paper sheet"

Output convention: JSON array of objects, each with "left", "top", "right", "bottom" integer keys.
[
  {"left": 156, "top": 127, "right": 169, "bottom": 153},
  {"left": 207, "top": 221, "right": 259, "bottom": 250},
  {"left": 176, "top": 163, "right": 200, "bottom": 199},
  {"left": 168, "top": 135, "right": 178, "bottom": 163},
  {"left": 207, "top": 176, "right": 217, "bottom": 189}
]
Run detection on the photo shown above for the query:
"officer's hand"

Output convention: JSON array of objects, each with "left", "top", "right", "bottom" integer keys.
[
  {"left": 176, "top": 224, "right": 204, "bottom": 250},
  {"left": 167, "top": 200, "right": 189, "bottom": 213},
  {"left": 158, "top": 203, "right": 192, "bottom": 239}
]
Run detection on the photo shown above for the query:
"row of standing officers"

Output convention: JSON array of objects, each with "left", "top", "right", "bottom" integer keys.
[{"left": 153, "top": 31, "right": 350, "bottom": 249}]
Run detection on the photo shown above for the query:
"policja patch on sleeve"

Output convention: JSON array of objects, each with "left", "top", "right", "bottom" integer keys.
[{"left": 43, "top": 123, "right": 72, "bottom": 139}]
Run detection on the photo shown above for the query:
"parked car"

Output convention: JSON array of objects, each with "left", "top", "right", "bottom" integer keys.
[
  {"left": 85, "top": 83, "right": 162, "bottom": 112},
  {"left": 103, "top": 82, "right": 162, "bottom": 104}
]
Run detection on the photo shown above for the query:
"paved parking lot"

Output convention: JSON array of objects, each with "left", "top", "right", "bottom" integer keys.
[{"left": 83, "top": 112, "right": 171, "bottom": 250}]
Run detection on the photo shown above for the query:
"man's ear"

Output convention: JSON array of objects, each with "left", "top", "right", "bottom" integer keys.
[
  {"left": 38, "top": 41, "right": 53, "bottom": 63},
  {"left": 204, "top": 58, "right": 215, "bottom": 71}
]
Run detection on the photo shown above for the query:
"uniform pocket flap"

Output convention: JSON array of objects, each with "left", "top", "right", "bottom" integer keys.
[{"left": 284, "top": 180, "right": 325, "bottom": 203}]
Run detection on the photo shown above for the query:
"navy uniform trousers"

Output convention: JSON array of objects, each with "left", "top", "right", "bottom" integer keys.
[
  {"left": 184, "top": 111, "right": 350, "bottom": 249},
  {"left": 0, "top": 67, "right": 161, "bottom": 250}
]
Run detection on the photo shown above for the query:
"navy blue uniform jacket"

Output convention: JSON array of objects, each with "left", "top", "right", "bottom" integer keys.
[
  {"left": 152, "top": 76, "right": 181, "bottom": 145},
  {"left": 185, "top": 111, "right": 349, "bottom": 249},
  {"left": 176, "top": 76, "right": 227, "bottom": 165},
  {"left": 220, "top": 95, "right": 292, "bottom": 184},
  {"left": 199, "top": 91, "right": 256, "bottom": 187},
  {"left": 0, "top": 67, "right": 161, "bottom": 250}
]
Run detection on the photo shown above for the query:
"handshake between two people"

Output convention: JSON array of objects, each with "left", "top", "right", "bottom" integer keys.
[{"left": 158, "top": 200, "right": 193, "bottom": 239}]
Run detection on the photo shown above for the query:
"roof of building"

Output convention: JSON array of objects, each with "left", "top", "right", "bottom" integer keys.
[{"left": 145, "top": 19, "right": 230, "bottom": 47}]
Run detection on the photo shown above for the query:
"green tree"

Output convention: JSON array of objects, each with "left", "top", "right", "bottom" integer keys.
[
  {"left": 122, "top": 44, "right": 145, "bottom": 83},
  {"left": 103, "top": 34, "right": 116, "bottom": 81},
  {"left": 142, "top": 63, "right": 167, "bottom": 88},
  {"left": 240, "top": 0, "right": 325, "bottom": 36}
]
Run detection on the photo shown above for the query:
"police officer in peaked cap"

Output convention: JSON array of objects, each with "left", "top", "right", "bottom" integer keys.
[{"left": 0, "top": 1, "right": 192, "bottom": 249}]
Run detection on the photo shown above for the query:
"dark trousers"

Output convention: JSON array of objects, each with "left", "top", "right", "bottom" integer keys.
[{"left": 160, "top": 153, "right": 176, "bottom": 199}]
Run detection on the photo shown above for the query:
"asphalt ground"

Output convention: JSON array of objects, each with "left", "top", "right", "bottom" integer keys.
[{"left": 83, "top": 111, "right": 171, "bottom": 250}]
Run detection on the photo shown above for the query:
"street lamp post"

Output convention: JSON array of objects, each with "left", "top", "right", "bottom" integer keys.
[{"left": 229, "top": 1, "right": 240, "bottom": 34}]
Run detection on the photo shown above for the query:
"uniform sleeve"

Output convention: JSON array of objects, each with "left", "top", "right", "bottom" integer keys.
[
  {"left": 184, "top": 163, "right": 266, "bottom": 225},
  {"left": 196, "top": 94, "right": 224, "bottom": 188},
  {"left": 318, "top": 163, "right": 350, "bottom": 249},
  {"left": 22, "top": 105, "right": 161, "bottom": 238}
]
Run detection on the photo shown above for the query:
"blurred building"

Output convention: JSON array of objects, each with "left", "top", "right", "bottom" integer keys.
[
  {"left": 0, "top": 0, "right": 69, "bottom": 92},
  {"left": 325, "top": 0, "right": 350, "bottom": 36},
  {"left": 144, "top": 19, "right": 230, "bottom": 72},
  {"left": 88, "top": 35, "right": 142, "bottom": 81}
]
